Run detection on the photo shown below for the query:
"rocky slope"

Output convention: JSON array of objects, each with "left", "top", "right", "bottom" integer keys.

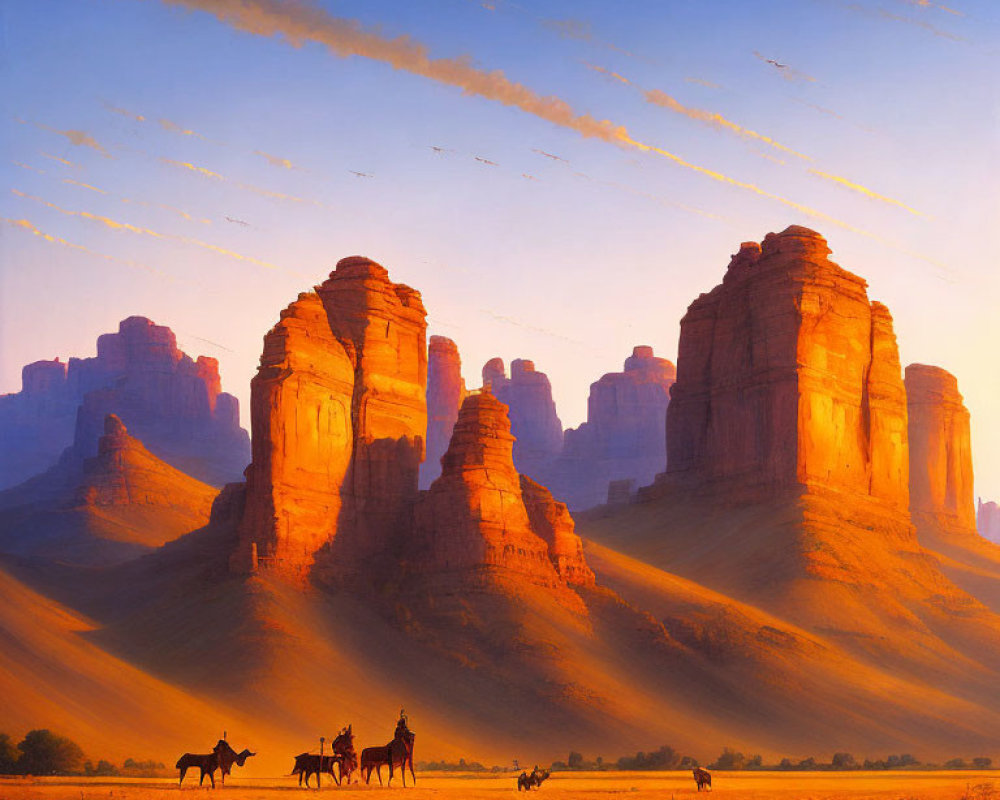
[{"left": 420, "top": 335, "right": 467, "bottom": 489}]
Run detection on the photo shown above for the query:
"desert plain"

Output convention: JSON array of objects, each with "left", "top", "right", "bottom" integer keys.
[{"left": 2, "top": 771, "right": 998, "bottom": 800}]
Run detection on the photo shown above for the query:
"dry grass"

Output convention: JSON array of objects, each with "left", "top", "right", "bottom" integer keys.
[{"left": 0, "top": 771, "right": 994, "bottom": 800}]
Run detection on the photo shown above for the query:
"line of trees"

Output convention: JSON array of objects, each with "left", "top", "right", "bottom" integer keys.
[
  {"left": 0, "top": 730, "right": 164, "bottom": 777},
  {"left": 546, "top": 745, "right": 997, "bottom": 773}
]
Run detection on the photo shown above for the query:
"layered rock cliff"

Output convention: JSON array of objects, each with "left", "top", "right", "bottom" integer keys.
[
  {"left": 482, "top": 357, "right": 563, "bottom": 478},
  {"left": 0, "top": 317, "right": 250, "bottom": 489},
  {"left": 661, "top": 226, "right": 909, "bottom": 511},
  {"left": 420, "top": 336, "right": 467, "bottom": 490},
  {"left": 232, "top": 257, "right": 427, "bottom": 580},
  {"left": 411, "top": 390, "right": 591, "bottom": 611},
  {"left": 549, "top": 346, "right": 675, "bottom": 510},
  {"left": 905, "top": 364, "right": 976, "bottom": 535}
]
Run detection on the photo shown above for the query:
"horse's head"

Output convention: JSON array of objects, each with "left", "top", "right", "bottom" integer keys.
[{"left": 235, "top": 749, "right": 255, "bottom": 766}]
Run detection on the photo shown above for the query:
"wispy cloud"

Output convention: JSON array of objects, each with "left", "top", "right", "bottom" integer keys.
[
  {"left": 254, "top": 150, "right": 298, "bottom": 169},
  {"left": 40, "top": 152, "right": 79, "bottom": 168},
  {"left": 160, "top": 157, "right": 224, "bottom": 180},
  {"left": 159, "top": 117, "right": 205, "bottom": 137},
  {"left": 165, "top": 0, "right": 859, "bottom": 232},
  {"left": 35, "top": 124, "right": 111, "bottom": 156},
  {"left": 685, "top": 77, "right": 721, "bottom": 89},
  {"left": 644, "top": 89, "right": 813, "bottom": 161},
  {"left": 160, "top": 156, "right": 322, "bottom": 205},
  {"left": 809, "top": 169, "right": 928, "bottom": 218},
  {"left": 104, "top": 102, "right": 147, "bottom": 122},
  {"left": 11, "top": 188, "right": 283, "bottom": 271},
  {"left": 899, "top": 0, "right": 964, "bottom": 16},
  {"left": 844, "top": 3, "right": 966, "bottom": 39},
  {"left": 585, "top": 62, "right": 631, "bottom": 85},
  {"left": 3, "top": 216, "right": 164, "bottom": 277}
]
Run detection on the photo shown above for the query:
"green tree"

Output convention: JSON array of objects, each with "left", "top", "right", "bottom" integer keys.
[
  {"left": 17, "top": 730, "right": 85, "bottom": 775},
  {"left": 0, "top": 734, "right": 19, "bottom": 774}
]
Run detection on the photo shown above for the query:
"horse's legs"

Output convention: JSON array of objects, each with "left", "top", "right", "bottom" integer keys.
[
  {"left": 409, "top": 755, "right": 416, "bottom": 785},
  {"left": 376, "top": 764, "right": 383, "bottom": 786},
  {"left": 208, "top": 769, "right": 216, "bottom": 789},
  {"left": 179, "top": 766, "right": 187, "bottom": 786}
]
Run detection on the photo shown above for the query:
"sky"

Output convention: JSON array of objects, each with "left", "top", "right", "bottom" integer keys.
[{"left": 1, "top": 0, "right": 998, "bottom": 496}]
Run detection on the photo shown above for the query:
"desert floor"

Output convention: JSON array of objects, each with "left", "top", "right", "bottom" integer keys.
[{"left": 0, "top": 771, "right": 996, "bottom": 800}]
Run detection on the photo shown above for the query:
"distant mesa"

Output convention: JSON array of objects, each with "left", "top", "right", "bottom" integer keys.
[
  {"left": 905, "top": 363, "right": 976, "bottom": 536},
  {"left": 549, "top": 345, "right": 676, "bottom": 510},
  {"left": 0, "top": 316, "right": 250, "bottom": 490},
  {"left": 420, "top": 335, "right": 467, "bottom": 490},
  {"left": 979, "top": 499, "right": 1000, "bottom": 544},
  {"left": 0, "top": 413, "right": 217, "bottom": 565}
]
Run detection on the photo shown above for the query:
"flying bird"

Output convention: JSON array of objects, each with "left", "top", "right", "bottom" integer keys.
[
  {"left": 224, "top": 216, "right": 250, "bottom": 226},
  {"left": 532, "top": 148, "right": 568, "bottom": 163},
  {"left": 429, "top": 146, "right": 453, "bottom": 154},
  {"left": 349, "top": 170, "right": 372, "bottom": 178},
  {"left": 766, "top": 58, "right": 787, "bottom": 69},
  {"left": 474, "top": 156, "right": 498, "bottom": 166}
]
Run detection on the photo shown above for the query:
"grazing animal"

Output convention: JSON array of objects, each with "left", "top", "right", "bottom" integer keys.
[
  {"left": 291, "top": 753, "right": 341, "bottom": 787},
  {"left": 693, "top": 766, "right": 712, "bottom": 791},
  {"left": 517, "top": 767, "right": 550, "bottom": 791},
  {"left": 176, "top": 739, "right": 254, "bottom": 788},
  {"left": 360, "top": 730, "right": 415, "bottom": 786}
]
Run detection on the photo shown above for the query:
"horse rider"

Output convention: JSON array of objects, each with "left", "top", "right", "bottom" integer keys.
[{"left": 395, "top": 709, "right": 411, "bottom": 740}]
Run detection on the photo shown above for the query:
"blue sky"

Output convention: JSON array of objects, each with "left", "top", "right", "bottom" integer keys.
[{"left": 2, "top": 0, "right": 998, "bottom": 494}]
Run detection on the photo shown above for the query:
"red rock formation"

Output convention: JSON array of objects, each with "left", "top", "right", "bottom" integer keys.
[
  {"left": 662, "top": 226, "right": 909, "bottom": 510},
  {"left": 906, "top": 364, "right": 976, "bottom": 535},
  {"left": 420, "top": 336, "right": 467, "bottom": 490},
  {"left": 233, "top": 257, "right": 427, "bottom": 579},
  {"left": 551, "top": 346, "right": 676, "bottom": 510},
  {"left": 979, "top": 500, "right": 1000, "bottom": 544},
  {"left": 0, "top": 317, "right": 249, "bottom": 490},
  {"left": 233, "top": 293, "right": 356, "bottom": 576},
  {"left": 412, "top": 390, "right": 589, "bottom": 610},
  {"left": 480, "top": 357, "right": 562, "bottom": 478}
]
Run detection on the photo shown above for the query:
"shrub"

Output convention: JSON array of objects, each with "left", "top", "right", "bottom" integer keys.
[
  {"left": 17, "top": 730, "right": 85, "bottom": 776},
  {"left": 832, "top": 752, "right": 857, "bottom": 769},
  {"left": 710, "top": 748, "right": 747, "bottom": 770},
  {"left": 0, "top": 734, "right": 18, "bottom": 774}
]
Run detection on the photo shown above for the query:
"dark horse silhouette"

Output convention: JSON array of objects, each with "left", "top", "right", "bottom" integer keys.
[
  {"left": 291, "top": 726, "right": 357, "bottom": 787},
  {"left": 360, "top": 729, "right": 415, "bottom": 786},
  {"left": 176, "top": 740, "right": 255, "bottom": 788},
  {"left": 517, "top": 767, "right": 550, "bottom": 791},
  {"left": 693, "top": 766, "right": 712, "bottom": 791}
]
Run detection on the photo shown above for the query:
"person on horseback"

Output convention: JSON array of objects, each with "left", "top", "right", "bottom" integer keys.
[{"left": 394, "top": 709, "right": 411, "bottom": 740}]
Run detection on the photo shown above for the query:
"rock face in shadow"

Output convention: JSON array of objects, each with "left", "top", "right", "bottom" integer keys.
[
  {"left": 979, "top": 500, "right": 1000, "bottom": 544},
  {"left": 420, "top": 336, "right": 467, "bottom": 490},
  {"left": 0, "top": 317, "right": 250, "bottom": 489},
  {"left": 550, "top": 346, "right": 676, "bottom": 510},
  {"left": 482, "top": 357, "right": 563, "bottom": 479},
  {"left": 905, "top": 364, "right": 976, "bottom": 536},
  {"left": 232, "top": 257, "right": 427, "bottom": 580},
  {"left": 661, "top": 226, "right": 909, "bottom": 510},
  {"left": 0, "top": 414, "right": 217, "bottom": 565},
  {"left": 411, "top": 390, "right": 591, "bottom": 611}
]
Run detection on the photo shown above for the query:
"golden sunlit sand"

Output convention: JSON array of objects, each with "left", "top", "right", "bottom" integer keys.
[{"left": 0, "top": 771, "right": 996, "bottom": 799}]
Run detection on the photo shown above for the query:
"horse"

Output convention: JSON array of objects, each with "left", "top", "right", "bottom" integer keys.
[
  {"left": 360, "top": 729, "right": 415, "bottom": 786},
  {"left": 291, "top": 753, "right": 342, "bottom": 787},
  {"left": 693, "top": 766, "right": 712, "bottom": 791},
  {"left": 517, "top": 768, "right": 550, "bottom": 791},
  {"left": 176, "top": 739, "right": 254, "bottom": 788}
]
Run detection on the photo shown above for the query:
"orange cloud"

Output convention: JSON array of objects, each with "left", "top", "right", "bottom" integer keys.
[
  {"left": 165, "top": 0, "right": 856, "bottom": 230},
  {"left": 36, "top": 124, "right": 111, "bottom": 156},
  {"left": 586, "top": 63, "right": 630, "bottom": 85},
  {"left": 644, "top": 89, "right": 812, "bottom": 161},
  {"left": 105, "top": 103, "right": 147, "bottom": 122},
  {"left": 255, "top": 150, "right": 297, "bottom": 169},
  {"left": 159, "top": 118, "right": 203, "bottom": 137},
  {"left": 809, "top": 169, "right": 928, "bottom": 218},
  {"left": 40, "top": 152, "right": 78, "bottom": 168},
  {"left": 685, "top": 77, "right": 720, "bottom": 89}
]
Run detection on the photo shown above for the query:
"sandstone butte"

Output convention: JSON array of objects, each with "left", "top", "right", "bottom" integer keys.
[
  {"left": 0, "top": 413, "right": 217, "bottom": 565},
  {"left": 482, "top": 357, "right": 563, "bottom": 479},
  {"left": 232, "top": 256, "right": 427, "bottom": 580},
  {"left": 905, "top": 364, "right": 976, "bottom": 535},
  {"left": 660, "top": 226, "right": 909, "bottom": 511},
  {"left": 551, "top": 346, "right": 676, "bottom": 510},
  {"left": 420, "top": 335, "right": 467, "bottom": 490},
  {"left": 979, "top": 499, "right": 1000, "bottom": 544},
  {"left": 0, "top": 316, "right": 249, "bottom": 489},
  {"left": 412, "top": 389, "right": 593, "bottom": 611}
]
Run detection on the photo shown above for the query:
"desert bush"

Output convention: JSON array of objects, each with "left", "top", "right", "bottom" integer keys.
[{"left": 17, "top": 730, "right": 84, "bottom": 775}]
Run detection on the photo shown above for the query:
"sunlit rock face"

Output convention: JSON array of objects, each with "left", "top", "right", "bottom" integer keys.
[
  {"left": 906, "top": 364, "right": 976, "bottom": 535},
  {"left": 0, "top": 317, "right": 250, "bottom": 490},
  {"left": 662, "top": 226, "right": 909, "bottom": 510},
  {"left": 552, "top": 346, "right": 676, "bottom": 510},
  {"left": 481, "top": 357, "right": 563, "bottom": 478},
  {"left": 232, "top": 257, "right": 427, "bottom": 580},
  {"left": 412, "top": 390, "right": 589, "bottom": 610},
  {"left": 979, "top": 500, "right": 1000, "bottom": 544},
  {"left": 420, "top": 336, "right": 467, "bottom": 490}
]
